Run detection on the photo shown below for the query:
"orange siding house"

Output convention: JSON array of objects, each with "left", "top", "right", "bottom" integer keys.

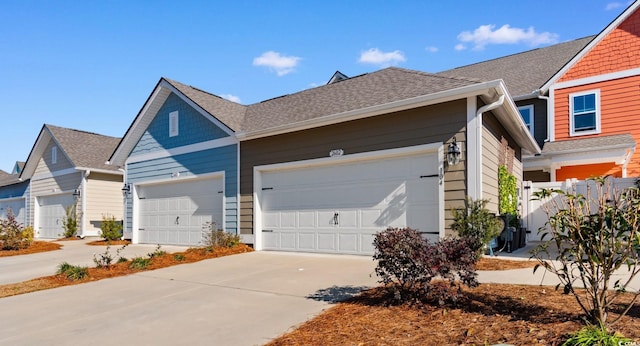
[{"left": 540, "top": 2, "right": 640, "bottom": 181}]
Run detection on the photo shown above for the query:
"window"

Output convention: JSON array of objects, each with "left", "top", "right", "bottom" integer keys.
[
  {"left": 51, "top": 146, "right": 57, "bottom": 164},
  {"left": 169, "top": 111, "right": 179, "bottom": 137},
  {"left": 518, "top": 105, "right": 534, "bottom": 136},
  {"left": 570, "top": 90, "right": 600, "bottom": 136}
]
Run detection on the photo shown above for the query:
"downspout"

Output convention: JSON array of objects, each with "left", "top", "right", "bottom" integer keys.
[
  {"left": 80, "top": 170, "right": 90, "bottom": 238},
  {"left": 472, "top": 95, "right": 505, "bottom": 200},
  {"left": 622, "top": 146, "right": 636, "bottom": 178}
]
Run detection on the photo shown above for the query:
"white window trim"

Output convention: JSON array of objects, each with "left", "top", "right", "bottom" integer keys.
[
  {"left": 51, "top": 146, "right": 57, "bottom": 164},
  {"left": 518, "top": 105, "right": 534, "bottom": 137},
  {"left": 169, "top": 111, "right": 179, "bottom": 137},
  {"left": 569, "top": 89, "right": 601, "bottom": 137}
]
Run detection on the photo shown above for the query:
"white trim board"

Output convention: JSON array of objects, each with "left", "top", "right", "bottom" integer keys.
[{"left": 126, "top": 136, "right": 237, "bottom": 164}]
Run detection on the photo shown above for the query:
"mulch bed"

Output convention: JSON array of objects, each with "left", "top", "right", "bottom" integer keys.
[
  {"left": 267, "top": 284, "right": 640, "bottom": 346},
  {"left": 476, "top": 256, "right": 537, "bottom": 271},
  {"left": 0, "top": 244, "right": 253, "bottom": 298},
  {"left": 0, "top": 241, "right": 62, "bottom": 257}
]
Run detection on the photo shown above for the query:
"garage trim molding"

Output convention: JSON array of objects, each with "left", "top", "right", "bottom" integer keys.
[
  {"left": 252, "top": 143, "right": 444, "bottom": 250},
  {"left": 130, "top": 171, "right": 225, "bottom": 244}
]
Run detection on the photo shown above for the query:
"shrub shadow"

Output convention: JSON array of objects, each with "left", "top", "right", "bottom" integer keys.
[{"left": 306, "top": 285, "right": 372, "bottom": 303}]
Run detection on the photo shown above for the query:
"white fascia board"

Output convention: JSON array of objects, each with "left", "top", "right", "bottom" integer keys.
[
  {"left": 125, "top": 136, "right": 237, "bottom": 165},
  {"left": 540, "top": 2, "right": 640, "bottom": 92},
  {"left": 20, "top": 127, "right": 52, "bottom": 180},
  {"left": 552, "top": 67, "right": 640, "bottom": 90},
  {"left": 488, "top": 82, "right": 542, "bottom": 154},
  {"left": 74, "top": 167, "right": 124, "bottom": 176},
  {"left": 523, "top": 145, "right": 632, "bottom": 170},
  {"left": 109, "top": 84, "right": 168, "bottom": 166},
  {"left": 237, "top": 81, "right": 504, "bottom": 141}
]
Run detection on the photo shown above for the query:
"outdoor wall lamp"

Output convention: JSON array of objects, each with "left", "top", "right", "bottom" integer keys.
[
  {"left": 72, "top": 188, "right": 81, "bottom": 200},
  {"left": 447, "top": 138, "right": 461, "bottom": 166},
  {"left": 121, "top": 183, "right": 131, "bottom": 197}
]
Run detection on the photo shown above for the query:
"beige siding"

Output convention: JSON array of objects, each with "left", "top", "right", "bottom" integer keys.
[
  {"left": 481, "top": 111, "right": 524, "bottom": 216},
  {"left": 240, "top": 100, "right": 468, "bottom": 237},
  {"left": 482, "top": 127, "right": 500, "bottom": 214},
  {"left": 84, "top": 173, "right": 124, "bottom": 236},
  {"left": 28, "top": 172, "right": 82, "bottom": 226},
  {"left": 34, "top": 141, "right": 74, "bottom": 176}
]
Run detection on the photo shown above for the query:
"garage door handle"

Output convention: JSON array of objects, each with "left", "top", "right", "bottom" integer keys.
[
  {"left": 333, "top": 212, "right": 339, "bottom": 225},
  {"left": 263, "top": 229, "right": 274, "bottom": 233},
  {"left": 175, "top": 216, "right": 180, "bottom": 225},
  {"left": 420, "top": 174, "right": 438, "bottom": 178},
  {"left": 139, "top": 228, "right": 145, "bottom": 230}
]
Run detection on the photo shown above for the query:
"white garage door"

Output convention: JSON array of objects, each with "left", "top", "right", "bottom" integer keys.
[
  {"left": 0, "top": 198, "right": 26, "bottom": 226},
  {"left": 138, "top": 177, "right": 224, "bottom": 246},
  {"left": 38, "top": 194, "right": 75, "bottom": 239},
  {"left": 260, "top": 151, "right": 441, "bottom": 255}
]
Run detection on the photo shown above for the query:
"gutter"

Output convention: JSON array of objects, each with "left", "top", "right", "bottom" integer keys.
[{"left": 470, "top": 94, "right": 505, "bottom": 200}]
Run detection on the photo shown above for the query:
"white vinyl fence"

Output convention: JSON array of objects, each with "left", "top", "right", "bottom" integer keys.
[{"left": 521, "top": 177, "right": 637, "bottom": 242}]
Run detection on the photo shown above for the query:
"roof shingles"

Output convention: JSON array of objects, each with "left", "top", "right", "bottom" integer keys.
[{"left": 46, "top": 125, "right": 121, "bottom": 172}]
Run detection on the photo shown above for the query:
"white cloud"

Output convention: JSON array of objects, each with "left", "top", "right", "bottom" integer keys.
[
  {"left": 457, "top": 24, "right": 559, "bottom": 50},
  {"left": 454, "top": 44, "right": 467, "bottom": 51},
  {"left": 425, "top": 46, "right": 439, "bottom": 53},
  {"left": 605, "top": 2, "right": 623, "bottom": 10},
  {"left": 253, "top": 51, "right": 301, "bottom": 76},
  {"left": 221, "top": 94, "right": 241, "bottom": 103},
  {"left": 358, "top": 48, "right": 406, "bottom": 67}
]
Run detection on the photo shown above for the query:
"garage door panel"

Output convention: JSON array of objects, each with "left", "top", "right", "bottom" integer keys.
[
  {"left": 38, "top": 194, "right": 75, "bottom": 239},
  {"left": 0, "top": 199, "right": 26, "bottom": 226},
  {"left": 138, "top": 177, "right": 223, "bottom": 246},
  {"left": 297, "top": 233, "right": 315, "bottom": 250},
  {"left": 261, "top": 150, "right": 441, "bottom": 255},
  {"left": 338, "top": 233, "right": 358, "bottom": 252},
  {"left": 317, "top": 233, "right": 336, "bottom": 251}
]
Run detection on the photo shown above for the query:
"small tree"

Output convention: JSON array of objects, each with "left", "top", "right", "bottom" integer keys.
[
  {"left": 61, "top": 204, "right": 79, "bottom": 238},
  {"left": 99, "top": 214, "right": 123, "bottom": 241},
  {"left": 0, "top": 208, "right": 31, "bottom": 250},
  {"left": 531, "top": 177, "right": 640, "bottom": 328},
  {"left": 450, "top": 197, "right": 502, "bottom": 257}
]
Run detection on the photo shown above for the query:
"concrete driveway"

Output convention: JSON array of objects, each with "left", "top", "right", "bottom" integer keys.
[{"left": 0, "top": 251, "right": 378, "bottom": 345}]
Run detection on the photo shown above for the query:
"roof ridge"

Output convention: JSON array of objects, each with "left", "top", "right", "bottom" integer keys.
[
  {"left": 438, "top": 35, "right": 596, "bottom": 73},
  {"left": 45, "top": 124, "right": 121, "bottom": 140}
]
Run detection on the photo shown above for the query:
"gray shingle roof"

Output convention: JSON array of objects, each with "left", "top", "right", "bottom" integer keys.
[
  {"left": 242, "top": 67, "right": 479, "bottom": 132},
  {"left": 542, "top": 133, "right": 636, "bottom": 154},
  {"left": 46, "top": 125, "right": 122, "bottom": 172},
  {"left": 164, "top": 78, "right": 247, "bottom": 132},
  {"left": 436, "top": 36, "right": 594, "bottom": 97}
]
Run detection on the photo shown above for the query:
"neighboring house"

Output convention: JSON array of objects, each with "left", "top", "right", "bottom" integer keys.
[
  {"left": 11, "top": 161, "right": 25, "bottom": 175},
  {"left": 108, "top": 78, "right": 244, "bottom": 246},
  {"left": 111, "top": 67, "right": 539, "bottom": 254},
  {"left": 438, "top": 1, "right": 640, "bottom": 182},
  {"left": 20, "top": 125, "right": 123, "bottom": 239},
  {"left": 530, "top": 1, "right": 640, "bottom": 181},
  {"left": 0, "top": 169, "right": 29, "bottom": 226}
]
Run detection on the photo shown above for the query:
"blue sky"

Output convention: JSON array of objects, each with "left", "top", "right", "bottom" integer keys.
[{"left": 0, "top": 0, "right": 633, "bottom": 172}]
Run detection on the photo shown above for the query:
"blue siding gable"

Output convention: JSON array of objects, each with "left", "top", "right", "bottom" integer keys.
[
  {"left": 0, "top": 181, "right": 29, "bottom": 199},
  {"left": 131, "top": 92, "right": 230, "bottom": 156}
]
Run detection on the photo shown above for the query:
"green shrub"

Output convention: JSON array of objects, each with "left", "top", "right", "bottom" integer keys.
[
  {"left": 147, "top": 244, "right": 166, "bottom": 258},
  {"left": 201, "top": 221, "right": 240, "bottom": 249},
  {"left": 56, "top": 262, "right": 89, "bottom": 281},
  {"left": 61, "top": 204, "right": 79, "bottom": 238},
  {"left": 450, "top": 197, "right": 502, "bottom": 257},
  {"left": 129, "top": 257, "right": 151, "bottom": 270},
  {"left": 0, "top": 208, "right": 31, "bottom": 250},
  {"left": 562, "top": 323, "right": 631, "bottom": 346},
  {"left": 99, "top": 214, "right": 123, "bottom": 241},
  {"left": 532, "top": 177, "right": 640, "bottom": 327},
  {"left": 93, "top": 244, "right": 128, "bottom": 269},
  {"left": 174, "top": 253, "right": 185, "bottom": 261}
]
